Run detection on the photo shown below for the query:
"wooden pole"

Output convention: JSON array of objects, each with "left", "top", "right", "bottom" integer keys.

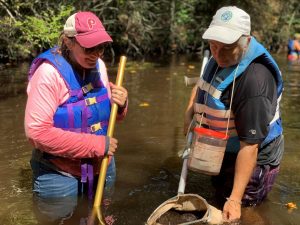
[{"left": 94, "top": 56, "right": 127, "bottom": 207}]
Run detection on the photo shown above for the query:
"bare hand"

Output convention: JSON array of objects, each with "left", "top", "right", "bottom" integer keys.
[
  {"left": 110, "top": 82, "right": 128, "bottom": 107},
  {"left": 223, "top": 199, "right": 241, "bottom": 222},
  {"left": 107, "top": 137, "right": 118, "bottom": 156}
]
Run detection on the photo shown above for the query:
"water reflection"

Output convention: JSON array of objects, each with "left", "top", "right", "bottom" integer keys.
[
  {"left": 0, "top": 54, "right": 299, "bottom": 224},
  {"left": 0, "top": 63, "right": 29, "bottom": 100}
]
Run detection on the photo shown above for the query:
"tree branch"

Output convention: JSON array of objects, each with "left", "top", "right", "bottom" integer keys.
[{"left": 0, "top": 0, "right": 16, "bottom": 22}]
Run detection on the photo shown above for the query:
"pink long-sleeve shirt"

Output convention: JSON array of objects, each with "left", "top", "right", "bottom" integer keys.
[{"left": 25, "top": 58, "right": 126, "bottom": 160}]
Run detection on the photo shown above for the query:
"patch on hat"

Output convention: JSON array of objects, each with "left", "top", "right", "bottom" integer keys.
[
  {"left": 87, "top": 18, "right": 96, "bottom": 30},
  {"left": 221, "top": 11, "right": 232, "bottom": 22}
]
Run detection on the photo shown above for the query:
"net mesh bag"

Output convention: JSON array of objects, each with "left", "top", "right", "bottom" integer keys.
[{"left": 146, "top": 194, "right": 223, "bottom": 225}]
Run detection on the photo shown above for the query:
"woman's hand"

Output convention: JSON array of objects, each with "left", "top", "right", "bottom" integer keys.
[
  {"left": 110, "top": 82, "right": 128, "bottom": 107},
  {"left": 107, "top": 137, "right": 118, "bottom": 156}
]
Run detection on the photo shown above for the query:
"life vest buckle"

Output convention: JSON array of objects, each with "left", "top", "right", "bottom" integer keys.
[
  {"left": 85, "top": 97, "right": 97, "bottom": 106},
  {"left": 91, "top": 122, "right": 102, "bottom": 132},
  {"left": 82, "top": 83, "right": 93, "bottom": 94}
]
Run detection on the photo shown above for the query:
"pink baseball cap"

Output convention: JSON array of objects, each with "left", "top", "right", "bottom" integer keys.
[{"left": 63, "top": 11, "right": 113, "bottom": 48}]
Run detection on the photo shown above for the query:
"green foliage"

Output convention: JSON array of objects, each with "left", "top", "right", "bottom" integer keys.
[
  {"left": 0, "top": 0, "right": 299, "bottom": 61},
  {"left": 15, "top": 6, "right": 74, "bottom": 52},
  {"left": 0, "top": 1, "right": 74, "bottom": 61}
]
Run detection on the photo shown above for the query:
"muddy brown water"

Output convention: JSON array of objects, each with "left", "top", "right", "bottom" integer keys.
[{"left": 0, "top": 54, "right": 299, "bottom": 225}]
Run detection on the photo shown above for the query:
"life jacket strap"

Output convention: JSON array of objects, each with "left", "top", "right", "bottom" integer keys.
[
  {"left": 197, "top": 78, "right": 222, "bottom": 99},
  {"left": 70, "top": 82, "right": 95, "bottom": 100},
  {"left": 81, "top": 106, "right": 88, "bottom": 133},
  {"left": 62, "top": 93, "right": 109, "bottom": 107},
  {"left": 60, "top": 121, "right": 109, "bottom": 133},
  {"left": 194, "top": 114, "right": 235, "bottom": 128},
  {"left": 194, "top": 103, "right": 233, "bottom": 119},
  {"left": 67, "top": 104, "right": 75, "bottom": 128},
  {"left": 81, "top": 160, "right": 94, "bottom": 199}
]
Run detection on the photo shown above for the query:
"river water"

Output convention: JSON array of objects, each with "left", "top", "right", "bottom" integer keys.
[{"left": 0, "top": 54, "right": 299, "bottom": 225}]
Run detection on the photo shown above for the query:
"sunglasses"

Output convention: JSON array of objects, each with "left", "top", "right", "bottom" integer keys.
[{"left": 83, "top": 44, "right": 106, "bottom": 56}]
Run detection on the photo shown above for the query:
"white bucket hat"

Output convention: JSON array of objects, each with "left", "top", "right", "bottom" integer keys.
[{"left": 202, "top": 6, "right": 251, "bottom": 44}]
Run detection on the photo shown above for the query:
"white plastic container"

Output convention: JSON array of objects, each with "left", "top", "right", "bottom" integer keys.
[{"left": 188, "top": 127, "right": 229, "bottom": 175}]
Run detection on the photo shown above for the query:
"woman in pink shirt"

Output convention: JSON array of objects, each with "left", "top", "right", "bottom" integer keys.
[{"left": 24, "top": 11, "right": 128, "bottom": 202}]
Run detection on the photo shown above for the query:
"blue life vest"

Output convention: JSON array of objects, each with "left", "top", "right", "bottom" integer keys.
[
  {"left": 288, "top": 39, "right": 296, "bottom": 55},
  {"left": 29, "top": 48, "right": 112, "bottom": 198},
  {"left": 28, "top": 48, "right": 111, "bottom": 136},
  {"left": 194, "top": 37, "right": 283, "bottom": 153}
]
